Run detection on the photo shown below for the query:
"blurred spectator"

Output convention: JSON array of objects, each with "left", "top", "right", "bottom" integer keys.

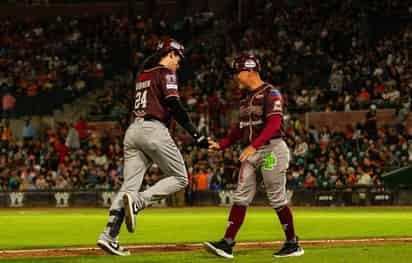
[
  {"left": 2, "top": 91, "right": 16, "bottom": 119},
  {"left": 357, "top": 171, "right": 373, "bottom": 186},
  {"left": 54, "top": 175, "right": 69, "bottom": 190},
  {"left": 74, "top": 117, "right": 89, "bottom": 142},
  {"left": 65, "top": 123, "right": 80, "bottom": 150},
  {"left": 303, "top": 171, "right": 317, "bottom": 189},
  {"left": 1, "top": 120, "right": 12, "bottom": 145},
  {"left": 345, "top": 167, "right": 358, "bottom": 186},
  {"left": 364, "top": 105, "right": 378, "bottom": 140},
  {"left": 22, "top": 119, "right": 36, "bottom": 141},
  {"left": 293, "top": 136, "right": 308, "bottom": 158},
  {"left": 193, "top": 166, "right": 209, "bottom": 191},
  {"left": 286, "top": 172, "right": 299, "bottom": 190}
]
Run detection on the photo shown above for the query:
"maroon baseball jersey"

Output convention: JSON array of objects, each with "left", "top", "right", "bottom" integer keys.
[
  {"left": 238, "top": 83, "right": 284, "bottom": 145},
  {"left": 134, "top": 65, "right": 179, "bottom": 124}
]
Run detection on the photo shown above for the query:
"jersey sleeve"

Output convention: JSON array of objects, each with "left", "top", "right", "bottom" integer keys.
[
  {"left": 159, "top": 70, "right": 180, "bottom": 99},
  {"left": 265, "top": 87, "right": 283, "bottom": 118}
]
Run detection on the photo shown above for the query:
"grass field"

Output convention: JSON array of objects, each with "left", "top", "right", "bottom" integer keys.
[{"left": 0, "top": 207, "right": 411, "bottom": 262}]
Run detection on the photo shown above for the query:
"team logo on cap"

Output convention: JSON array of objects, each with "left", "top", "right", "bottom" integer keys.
[
  {"left": 170, "top": 41, "right": 184, "bottom": 50},
  {"left": 158, "top": 40, "right": 184, "bottom": 51},
  {"left": 245, "top": 59, "right": 257, "bottom": 68},
  {"left": 156, "top": 39, "right": 185, "bottom": 57}
]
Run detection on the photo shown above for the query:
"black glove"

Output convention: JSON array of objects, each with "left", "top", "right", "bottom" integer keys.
[{"left": 193, "top": 134, "right": 209, "bottom": 149}]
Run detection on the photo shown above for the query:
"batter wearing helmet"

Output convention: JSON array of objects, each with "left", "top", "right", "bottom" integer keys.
[
  {"left": 203, "top": 55, "right": 304, "bottom": 258},
  {"left": 97, "top": 38, "right": 209, "bottom": 256}
]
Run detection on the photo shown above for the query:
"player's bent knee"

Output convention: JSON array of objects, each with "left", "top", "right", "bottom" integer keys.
[
  {"left": 181, "top": 178, "right": 189, "bottom": 188},
  {"left": 271, "top": 199, "right": 288, "bottom": 209},
  {"left": 233, "top": 196, "right": 253, "bottom": 207},
  {"left": 274, "top": 204, "right": 286, "bottom": 212},
  {"left": 175, "top": 174, "right": 188, "bottom": 189}
]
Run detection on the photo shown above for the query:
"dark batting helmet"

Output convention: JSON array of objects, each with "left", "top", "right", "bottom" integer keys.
[
  {"left": 156, "top": 38, "right": 185, "bottom": 58},
  {"left": 231, "top": 54, "right": 260, "bottom": 74}
]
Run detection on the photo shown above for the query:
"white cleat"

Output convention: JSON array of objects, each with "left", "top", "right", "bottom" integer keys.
[
  {"left": 123, "top": 193, "right": 136, "bottom": 233},
  {"left": 97, "top": 239, "right": 130, "bottom": 256},
  {"left": 203, "top": 240, "right": 234, "bottom": 259}
]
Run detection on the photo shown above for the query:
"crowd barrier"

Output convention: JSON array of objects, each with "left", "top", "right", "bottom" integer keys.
[{"left": 1, "top": 186, "right": 411, "bottom": 208}]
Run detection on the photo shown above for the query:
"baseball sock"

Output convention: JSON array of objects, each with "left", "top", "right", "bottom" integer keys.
[
  {"left": 224, "top": 204, "right": 246, "bottom": 244},
  {"left": 275, "top": 205, "right": 296, "bottom": 242},
  {"left": 105, "top": 209, "right": 125, "bottom": 239}
]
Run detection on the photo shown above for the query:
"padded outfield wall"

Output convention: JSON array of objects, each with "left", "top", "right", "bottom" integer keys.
[{"left": 1, "top": 186, "right": 412, "bottom": 208}]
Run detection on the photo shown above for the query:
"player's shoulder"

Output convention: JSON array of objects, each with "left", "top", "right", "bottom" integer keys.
[
  {"left": 264, "top": 83, "right": 282, "bottom": 97},
  {"left": 144, "top": 65, "right": 174, "bottom": 75},
  {"left": 142, "top": 66, "right": 177, "bottom": 85},
  {"left": 264, "top": 83, "right": 281, "bottom": 91}
]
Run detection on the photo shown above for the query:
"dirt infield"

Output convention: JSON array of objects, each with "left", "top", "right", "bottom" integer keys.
[{"left": 1, "top": 238, "right": 412, "bottom": 258}]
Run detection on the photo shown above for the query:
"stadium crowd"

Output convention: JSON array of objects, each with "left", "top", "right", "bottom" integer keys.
[
  {"left": 1, "top": 0, "right": 412, "bottom": 192},
  {"left": 129, "top": 0, "right": 412, "bottom": 117},
  {"left": 0, "top": 112, "right": 411, "bottom": 192},
  {"left": 2, "top": 1, "right": 411, "bottom": 121},
  {"left": 0, "top": 15, "right": 128, "bottom": 118}
]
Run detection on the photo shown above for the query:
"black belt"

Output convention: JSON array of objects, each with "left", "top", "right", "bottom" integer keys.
[
  {"left": 240, "top": 137, "right": 282, "bottom": 148},
  {"left": 143, "top": 117, "right": 157, "bottom": 121},
  {"left": 263, "top": 137, "right": 283, "bottom": 146},
  {"left": 142, "top": 115, "right": 160, "bottom": 122}
]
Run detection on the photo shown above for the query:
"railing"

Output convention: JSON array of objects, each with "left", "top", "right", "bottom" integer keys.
[{"left": 1, "top": 186, "right": 412, "bottom": 208}]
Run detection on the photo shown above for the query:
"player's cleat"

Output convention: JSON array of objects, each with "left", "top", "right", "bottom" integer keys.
[
  {"left": 123, "top": 192, "right": 146, "bottom": 233},
  {"left": 203, "top": 239, "right": 235, "bottom": 259},
  {"left": 123, "top": 193, "right": 136, "bottom": 233},
  {"left": 273, "top": 238, "right": 304, "bottom": 258},
  {"left": 97, "top": 239, "right": 130, "bottom": 256}
]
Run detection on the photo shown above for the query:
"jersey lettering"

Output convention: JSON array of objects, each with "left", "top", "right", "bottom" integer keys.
[{"left": 136, "top": 80, "right": 151, "bottom": 90}]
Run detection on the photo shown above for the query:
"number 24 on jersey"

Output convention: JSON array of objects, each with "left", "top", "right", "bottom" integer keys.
[{"left": 135, "top": 90, "right": 147, "bottom": 110}]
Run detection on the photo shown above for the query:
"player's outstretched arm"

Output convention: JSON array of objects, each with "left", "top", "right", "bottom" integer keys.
[
  {"left": 218, "top": 125, "right": 241, "bottom": 150},
  {"left": 165, "top": 96, "right": 209, "bottom": 148}
]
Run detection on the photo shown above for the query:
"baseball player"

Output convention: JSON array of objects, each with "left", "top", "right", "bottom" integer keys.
[
  {"left": 203, "top": 55, "right": 304, "bottom": 258},
  {"left": 97, "top": 38, "right": 209, "bottom": 256}
]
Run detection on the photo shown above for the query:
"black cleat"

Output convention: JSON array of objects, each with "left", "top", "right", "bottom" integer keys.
[
  {"left": 273, "top": 237, "right": 304, "bottom": 258},
  {"left": 97, "top": 239, "right": 130, "bottom": 256},
  {"left": 203, "top": 239, "right": 235, "bottom": 259}
]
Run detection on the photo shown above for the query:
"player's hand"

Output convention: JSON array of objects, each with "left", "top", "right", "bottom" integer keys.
[
  {"left": 208, "top": 140, "right": 221, "bottom": 150},
  {"left": 239, "top": 145, "right": 257, "bottom": 162},
  {"left": 195, "top": 135, "right": 210, "bottom": 149}
]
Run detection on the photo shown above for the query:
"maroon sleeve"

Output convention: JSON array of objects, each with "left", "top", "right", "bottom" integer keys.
[
  {"left": 219, "top": 125, "right": 241, "bottom": 149},
  {"left": 251, "top": 115, "right": 282, "bottom": 149},
  {"left": 159, "top": 69, "right": 179, "bottom": 99}
]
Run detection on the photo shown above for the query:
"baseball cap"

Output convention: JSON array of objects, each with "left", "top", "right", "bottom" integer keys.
[
  {"left": 231, "top": 54, "right": 261, "bottom": 74},
  {"left": 156, "top": 38, "right": 185, "bottom": 58}
]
